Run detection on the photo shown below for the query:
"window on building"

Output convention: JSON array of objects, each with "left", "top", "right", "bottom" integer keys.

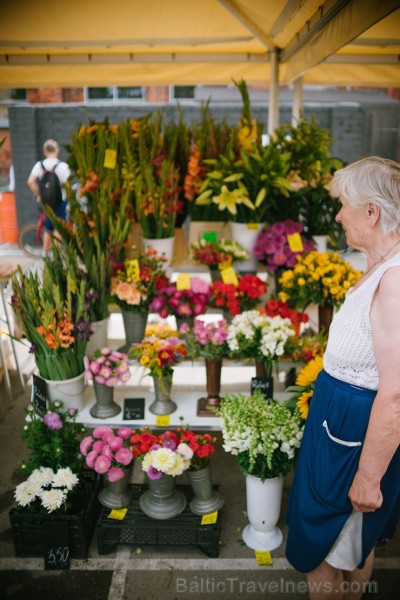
[
  {"left": 86, "top": 87, "right": 143, "bottom": 101},
  {"left": 10, "top": 89, "right": 27, "bottom": 101},
  {"left": 173, "top": 86, "right": 195, "bottom": 100}
]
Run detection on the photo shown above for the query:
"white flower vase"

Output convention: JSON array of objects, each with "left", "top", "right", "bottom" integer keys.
[
  {"left": 143, "top": 236, "right": 175, "bottom": 267},
  {"left": 44, "top": 372, "right": 86, "bottom": 412},
  {"left": 230, "top": 222, "right": 261, "bottom": 273},
  {"left": 242, "top": 474, "right": 284, "bottom": 551}
]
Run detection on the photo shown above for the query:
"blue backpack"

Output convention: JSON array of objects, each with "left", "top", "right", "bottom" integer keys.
[{"left": 38, "top": 161, "right": 63, "bottom": 209}]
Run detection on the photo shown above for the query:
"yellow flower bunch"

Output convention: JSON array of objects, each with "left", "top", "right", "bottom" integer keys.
[
  {"left": 278, "top": 251, "right": 362, "bottom": 309},
  {"left": 286, "top": 355, "right": 324, "bottom": 420}
]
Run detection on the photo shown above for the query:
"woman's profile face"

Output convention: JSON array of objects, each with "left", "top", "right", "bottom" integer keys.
[{"left": 335, "top": 196, "right": 366, "bottom": 250}]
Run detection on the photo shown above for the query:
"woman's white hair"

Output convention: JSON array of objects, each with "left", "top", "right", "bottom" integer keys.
[{"left": 330, "top": 156, "right": 400, "bottom": 235}]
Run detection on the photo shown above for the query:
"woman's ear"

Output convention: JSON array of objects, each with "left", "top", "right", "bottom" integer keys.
[{"left": 367, "top": 202, "right": 380, "bottom": 226}]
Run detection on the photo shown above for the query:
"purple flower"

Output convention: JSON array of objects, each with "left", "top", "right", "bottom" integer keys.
[
  {"left": 68, "top": 407, "right": 77, "bottom": 416},
  {"left": 161, "top": 437, "right": 177, "bottom": 450},
  {"left": 43, "top": 412, "right": 63, "bottom": 430},
  {"left": 147, "top": 466, "right": 163, "bottom": 480}
]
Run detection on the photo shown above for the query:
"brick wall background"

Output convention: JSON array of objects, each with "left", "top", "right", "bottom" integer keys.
[{"left": 8, "top": 101, "right": 400, "bottom": 230}]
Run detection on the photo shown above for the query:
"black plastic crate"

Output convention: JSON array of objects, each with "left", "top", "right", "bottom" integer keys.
[
  {"left": 97, "top": 484, "right": 221, "bottom": 558},
  {"left": 9, "top": 471, "right": 101, "bottom": 559}
]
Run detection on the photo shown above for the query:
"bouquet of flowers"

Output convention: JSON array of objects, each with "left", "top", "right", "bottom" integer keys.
[
  {"left": 11, "top": 248, "right": 91, "bottom": 381},
  {"left": 80, "top": 425, "right": 133, "bottom": 482},
  {"left": 20, "top": 400, "right": 84, "bottom": 477},
  {"left": 129, "top": 334, "right": 187, "bottom": 379},
  {"left": 130, "top": 429, "right": 192, "bottom": 479},
  {"left": 278, "top": 251, "right": 362, "bottom": 310},
  {"left": 176, "top": 427, "right": 217, "bottom": 471},
  {"left": 285, "top": 330, "right": 327, "bottom": 364},
  {"left": 189, "top": 239, "right": 248, "bottom": 268},
  {"left": 110, "top": 247, "right": 170, "bottom": 313},
  {"left": 216, "top": 391, "right": 304, "bottom": 480},
  {"left": 286, "top": 355, "right": 324, "bottom": 420},
  {"left": 14, "top": 466, "right": 80, "bottom": 513},
  {"left": 184, "top": 318, "right": 230, "bottom": 361},
  {"left": 208, "top": 274, "right": 267, "bottom": 317},
  {"left": 227, "top": 310, "right": 294, "bottom": 376},
  {"left": 253, "top": 220, "right": 315, "bottom": 272},
  {"left": 149, "top": 277, "right": 210, "bottom": 321},
  {"left": 262, "top": 299, "right": 309, "bottom": 338},
  {"left": 83, "top": 348, "right": 130, "bottom": 386}
]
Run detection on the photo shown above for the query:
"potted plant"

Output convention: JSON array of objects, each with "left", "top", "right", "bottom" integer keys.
[
  {"left": 130, "top": 428, "right": 192, "bottom": 519},
  {"left": 11, "top": 248, "right": 91, "bottom": 411},
  {"left": 208, "top": 273, "right": 267, "bottom": 318},
  {"left": 9, "top": 400, "right": 100, "bottom": 559},
  {"left": 149, "top": 276, "right": 210, "bottom": 329},
  {"left": 176, "top": 426, "right": 224, "bottom": 516},
  {"left": 129, "top": 331, "right": 187, "bottom": 415},
  {"left": 184, "top": 318, "right": 230, "bottom": 415},
  {"left": 189, "top": 238, "right": 248, "bottom": 280},
  {"left": 80, "top": 425, "right": 134, "bottom": 509},
  {"left": 110, "top": 247, "right": 170, "bottom": 351},
  {"left": 83, "top": 348, "right": 130, "bottom": 419},
  {"left": 277, "top": 250, "right": 362, "bottom": 332},
  {"left": 215, "top": 390, "right": 304, "bottom": 550},
  {"left": 227, "top": 309, "right": 294, "bottom": 399}
]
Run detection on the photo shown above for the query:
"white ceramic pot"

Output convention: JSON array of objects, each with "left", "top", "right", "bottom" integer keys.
[
  {"left": 230, "top": 222, "right": 261, "bottom": 273},
  {"left": 143, "top": 236, "right": 175, "bottom": 265}
]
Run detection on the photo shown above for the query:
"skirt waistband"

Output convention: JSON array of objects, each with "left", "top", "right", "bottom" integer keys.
[{"left": 319, "top": 369, "right": 377, "bottom": 399}]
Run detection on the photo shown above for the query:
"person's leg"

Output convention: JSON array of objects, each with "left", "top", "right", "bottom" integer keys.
[
  {"left": 42, "top": 229, "right": 52, "bottom": 254},
  {"left": 306, "top": 561, "right": 344, "bottom": 599},
  {"left": 342, "top": 549, "right": 374, "bottom": 600}
]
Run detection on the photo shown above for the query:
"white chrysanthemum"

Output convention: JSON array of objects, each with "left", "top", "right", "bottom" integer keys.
[
  {"left": 151, "top": 448, "right": 176, "bottom": 473},
  {"left": 176, "top": 443, "right": 194, "bottom": 460},
  {"left": 14, "top": 481, "right": 36, "bottom": 507},
  {"left": 141, "top": 453, "right": 153, "bottom": 473},
  {"left": 52, "top": 468, "right": 79, "bottom": 491},
  {"left": 166, "top": 453, "right": 189, "bottom": 476},
  {"left": 28, "top": 467, "right": 54, "bottom": 488},
  {"left": 39, "top": 488, "right": 66, "bottom": 512}
]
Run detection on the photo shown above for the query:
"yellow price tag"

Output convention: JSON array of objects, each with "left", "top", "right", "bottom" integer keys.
[
  {"left": 176, "top": 274, "right": 191, "bottom": 291},
  {"left": 221, "top": 267, "right": 239, "bottom": 286},
  {"left": 125, "top": 259, "right": 140, "bottom": 280},
  {"left": 218, "top": 258, "right": 232, "bottom": 271},
  {"left": 156, "top": 415, "right": 170, "bottom": 427},
  {"left": 201, "top": 512, "right": 218, "bottom": 525},
  {"left": 247, "top": 223, "right": 259, "bottom": 230},
  {"left": 108, "top": 508, "right": 128, "bottom": 520},
  {"left": 287, "top": 232, "right": 304, "bottom": 253},
  {"left": 255, "top": 550, "right": 273, "bottom": 565},
  {"left": 103, "top": 148, "right": 117, "bottom": 169}
]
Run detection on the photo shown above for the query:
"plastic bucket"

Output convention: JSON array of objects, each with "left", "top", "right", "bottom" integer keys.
[
  {"left": 44, "top": 372, "right": 86, "bottom": 411},
  {"left": 0, "top": 192, "right": 18, "bottom": 243}
]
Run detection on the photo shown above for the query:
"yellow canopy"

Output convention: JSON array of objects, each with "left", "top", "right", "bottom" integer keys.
[{"left": 0, "top": 0, "right": 399, "bottom": 88}]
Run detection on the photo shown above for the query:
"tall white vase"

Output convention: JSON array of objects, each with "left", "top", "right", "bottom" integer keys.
[
  {"left": 86, "top": 317, "right": 109, "bottom": 356},
  {"left": 230, "top": 222, "right": 261, "bottom": 273},
  {"left": 143, "top": 236, "right": 175, "bottom": 266},
  {"left": 242, "top": 474, "right": 284, "bottom": 551}
]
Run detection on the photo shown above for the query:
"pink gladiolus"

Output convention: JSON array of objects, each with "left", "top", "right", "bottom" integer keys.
[
  {"left": 94, "top": 455, "right": 111, "bottom": 474},
  {"left": 107, "top": 467, "right": 125, "bottom": 482},
  {"left": 115, "top": 447, "right": 133, "bottom": 466}
]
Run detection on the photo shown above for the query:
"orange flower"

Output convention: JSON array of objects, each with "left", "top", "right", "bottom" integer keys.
[{"left": 45, "top": 332, "right": 58, "bottom": 349}]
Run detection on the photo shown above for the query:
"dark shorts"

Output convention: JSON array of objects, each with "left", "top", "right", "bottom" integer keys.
[
  {"left": 44, "top": 201, "right": 67, "bottom": 232},
  {"left": 285, "top": 369, "right": 400, "bottom": 572}
]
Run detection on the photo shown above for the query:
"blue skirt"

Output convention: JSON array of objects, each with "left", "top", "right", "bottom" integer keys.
[{"left": 285, "top": 369, "right": 400, "bottom": 573}]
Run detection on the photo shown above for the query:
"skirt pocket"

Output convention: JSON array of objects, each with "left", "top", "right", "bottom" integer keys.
[{"left": 312, "top": 419, "right": 363, "bottom": 512}]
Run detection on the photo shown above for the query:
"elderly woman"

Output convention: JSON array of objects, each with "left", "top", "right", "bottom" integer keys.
[{"left": 285, "top": 156, "right": 400, "bottom": 599}]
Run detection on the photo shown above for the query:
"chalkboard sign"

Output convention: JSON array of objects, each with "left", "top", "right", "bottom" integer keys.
[
  {"left": 251, "top": 377, "right": 274, "bottom": 403},
  {"left": 31, "top": 373, "right": 48, "bottom": 416},
  {"left": 43, "top": 521, "right": 70, "bottom": 570},
  {"left": 123, "top": 397, "right": 145, "bottom": 421}
]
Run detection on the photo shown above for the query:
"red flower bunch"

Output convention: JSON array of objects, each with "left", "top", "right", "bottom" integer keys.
[
  {"left": 209, "top": 273, "right": 267, "bottom": 316},
  {"left": 177, "top": 427, "right": 217, "bottom": 471},
  {"left": 262, "top": 299, "right": 309, "bottom": 337},
  {"left": 130, "top": 428, "right": 176, "bottom": 458}
]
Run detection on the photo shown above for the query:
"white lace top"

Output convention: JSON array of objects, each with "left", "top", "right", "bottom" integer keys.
[{"left": 323, "top": 253, "right": 400, "bottom": 390}]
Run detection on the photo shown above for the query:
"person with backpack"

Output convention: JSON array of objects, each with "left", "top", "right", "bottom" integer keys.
[{"left": 27, "top": 138, "right": 70, "bottom": 257}]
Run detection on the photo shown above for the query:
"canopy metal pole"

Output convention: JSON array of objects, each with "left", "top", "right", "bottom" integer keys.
[
  {"left": 268, "top": 49, "right": 279, "bottom": 136},
  {"left": 292, "top": 76, "right": 304, "bottom": 124}
]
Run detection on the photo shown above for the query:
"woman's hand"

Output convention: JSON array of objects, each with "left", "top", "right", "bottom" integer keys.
[{"left": 349, "top": 470, "right": 383, "bottom": 512}]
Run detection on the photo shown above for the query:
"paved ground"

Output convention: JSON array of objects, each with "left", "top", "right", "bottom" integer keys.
[{"left": 0, "top": 243, "right": 399, "bottom": 599}]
